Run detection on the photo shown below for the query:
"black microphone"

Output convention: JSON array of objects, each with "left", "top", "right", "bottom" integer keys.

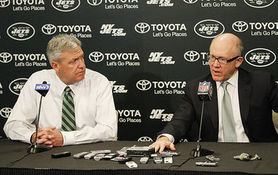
[
  {"left": 191, "top": 81, "right": 214, "bottom": 157},
  {"left": 35, "top": 81, "right": 50, "bottom": 97},
  {"left": 197, "top": 81, "right": 212, "bottom": 101},
  {"left": 27, "top": 81, "right": 51, "bottom": 154}
]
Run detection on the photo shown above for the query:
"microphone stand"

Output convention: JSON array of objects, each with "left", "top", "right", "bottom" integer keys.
[
  {"left": 191, "top": 100, "right": 214, "bottom": 157},
  {"left": 27, "top": 95, "right": 50, "bottom": 154}
]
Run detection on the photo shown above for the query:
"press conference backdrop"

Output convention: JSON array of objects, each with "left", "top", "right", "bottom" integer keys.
[{"left": 0, "top": 0, "right": 277, "bottom": 141}]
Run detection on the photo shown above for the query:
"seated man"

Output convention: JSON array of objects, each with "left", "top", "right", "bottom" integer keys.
[
  {"left": 4, "top": 34, "right": 117, "bottom": 147},
  {"left": 151, "top": 33, "right": 278, "bottom": 152}
]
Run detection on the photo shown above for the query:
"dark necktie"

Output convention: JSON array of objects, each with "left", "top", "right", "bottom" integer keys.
[
  {"left": 221, "top": 82, "right": 237, "bottom": 142},
  {"left": 61, "top": 86, "right": 76, "bottom": 131}
]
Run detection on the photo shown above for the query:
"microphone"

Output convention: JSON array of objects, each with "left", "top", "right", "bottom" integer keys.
[
  {"left": 27, "top": 81, "right": 51, "bottom": 154},
  {"left": 191, "top": 81, "right": 214, "bottom": 157},
  {"left": 35, "top": 81, "right": 50, "bottom": 97},
  {"left": 197, "top": 81, "right": 212, "bottom": 101}
]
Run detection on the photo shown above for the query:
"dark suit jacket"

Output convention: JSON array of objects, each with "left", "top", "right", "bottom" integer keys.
[{"left": 159, "top": 68, "right": 278, "bottom": 142}]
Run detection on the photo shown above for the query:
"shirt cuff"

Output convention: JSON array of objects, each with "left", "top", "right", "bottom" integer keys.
[
  {"left": 26, "top": 130, "right": 36, "bottom": 144},
  {"left": 157, "top": 133, "right": 175, "bottom": 143},
  {"left": 61, "top": 131, "right": 76, "bottom": 146}
]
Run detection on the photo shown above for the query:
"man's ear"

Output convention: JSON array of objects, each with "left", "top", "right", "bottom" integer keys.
[
  {"left": 235, "top": 56, "right": 243, "bottom": 68},
  {"left": 51, "top": 61, "right": 59, "bottom": 71}
]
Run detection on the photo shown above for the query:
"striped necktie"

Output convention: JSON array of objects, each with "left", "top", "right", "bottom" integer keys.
[
  {"left": 221, "top": 82, "right": 237, "bottom": 142},
  {"left": 61, "top": 86, "right": 76, "bottom": 131}
]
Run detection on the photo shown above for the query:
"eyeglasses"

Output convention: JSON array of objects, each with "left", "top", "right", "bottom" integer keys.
[{"left": 207, "top": 55, "right": 239, "bottom": 65}]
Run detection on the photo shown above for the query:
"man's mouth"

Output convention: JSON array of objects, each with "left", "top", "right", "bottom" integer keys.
[{"left": 212, "top": 70, "right": 222, "bottom": 76}]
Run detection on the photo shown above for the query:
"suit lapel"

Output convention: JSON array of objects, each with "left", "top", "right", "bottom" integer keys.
[
  {"left": 205, "top": 76, "right": 219, "bottom": 132},
  {"left": 238, "top": 68, "right": 251, "bottom": 135},
  {"left": 203, "top": 69, "right": 251, "bottom": 139}
]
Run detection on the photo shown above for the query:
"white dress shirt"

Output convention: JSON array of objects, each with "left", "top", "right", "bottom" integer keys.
[
  {"left": 216, "top": 71, "right": 249, "bottom": 142},
  {"left": 4, "top": 69, "right": 118, "bottom": 145},
  {"left": 161, "top": 71, "right": 250, "bottom": 143}
]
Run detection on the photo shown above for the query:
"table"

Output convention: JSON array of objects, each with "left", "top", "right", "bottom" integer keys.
[{"left": 0, "top": 139, "right": 278, "bottom": 175}]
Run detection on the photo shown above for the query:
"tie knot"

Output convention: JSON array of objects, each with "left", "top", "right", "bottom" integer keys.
[
  {"left": 64, "top": 86, "right": 71, "bottom": 93},
  {"left": 221, "top": 82, "right": 229, "bottom": 91}
]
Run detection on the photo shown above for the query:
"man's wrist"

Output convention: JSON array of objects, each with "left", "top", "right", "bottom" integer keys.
[
  {"left": 157, "top": 134, "right": 175, "bottom": 143},
  {"left": 56, "top": 131, "right": 64, "bottom": 146},
  {"left": 30, "top": 132, "right": 36, "bottom": 143}
]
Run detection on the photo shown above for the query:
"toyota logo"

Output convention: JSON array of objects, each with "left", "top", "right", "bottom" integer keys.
[
  {"left": 0, "top": 52, "right": 13, "bottom": 63},
  {"left": 0, "top": 107, "right": 12, "bottom": 119},
  {"left": 136, "top": 80, "right": 152, "bottom": 91},
  {"left": 232, "top": 21, "right": 248, "bottom": 33},
  {"left": 87, "top": 0, "right": 102, "bottom": 6},
  {"left": 184, "top": 51, "right": 200, "bottom": 62},
  {"left": 183, "top": 0, "right": 198, "bottom": 4},
  {"left": 137, "top": 136, "right": 153, "bottom": 142},
  {"left": 0, "top": 0, "right": 10, "bottom": 8},
  {"left": 135, "top": 22, "right": 150, "bottom": 34},
  {"left": 42, "top": 24, "right": 57, "bottom": 35},
  {"left": 89, "top": 51, "right": 104, "bottom": 63}
]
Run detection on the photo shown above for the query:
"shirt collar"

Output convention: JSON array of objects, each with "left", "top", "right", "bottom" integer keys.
[
  {"left": 216, "top": 70, "right": 239, "bottom": 89},
  {"left": 55, "top": 73, "right": 84, "bottom": 96},
  {"left": 68, "top": 80, "right": 83, "bottom": 95}
]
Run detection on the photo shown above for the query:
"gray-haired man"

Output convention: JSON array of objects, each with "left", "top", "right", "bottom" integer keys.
[{"left": 4, "top": 34, "right": 117, "bottom": 147}]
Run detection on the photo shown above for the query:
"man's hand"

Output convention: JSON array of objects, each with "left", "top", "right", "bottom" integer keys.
[
  {"left": 150, "top": 136, "right": 176, "bottom": 153},
  {"left": 31, "top": 127, "right": 63, "bottom": 147},
  {"left": 51, "top": 130, "right": 63, "bottom": 146}
]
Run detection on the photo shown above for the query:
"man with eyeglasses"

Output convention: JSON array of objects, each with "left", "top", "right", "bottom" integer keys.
[{"left": 151, "top": 33, "right": 278, "bottom": 152}]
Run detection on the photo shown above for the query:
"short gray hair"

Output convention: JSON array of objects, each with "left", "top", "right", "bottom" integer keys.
[{"left": 46, "top": 34, "right": 81, "bottom": 64}]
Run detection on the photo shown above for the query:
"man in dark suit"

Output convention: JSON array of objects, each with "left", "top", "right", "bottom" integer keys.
[{"left": 151, "top": 33, "right": 278, "bottom": 152}]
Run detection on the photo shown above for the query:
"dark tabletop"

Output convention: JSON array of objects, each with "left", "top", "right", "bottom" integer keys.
[{"left": 1, "top": 139, "right": 278, "bottom": 175}]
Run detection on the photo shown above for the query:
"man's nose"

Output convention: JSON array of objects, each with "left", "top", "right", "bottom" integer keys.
[
  {"left": 212, "top": 59, "right": 221, "bottom": 67},
  {"left": 78, "top": 58, "right": 85, "bottom": 68}
]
